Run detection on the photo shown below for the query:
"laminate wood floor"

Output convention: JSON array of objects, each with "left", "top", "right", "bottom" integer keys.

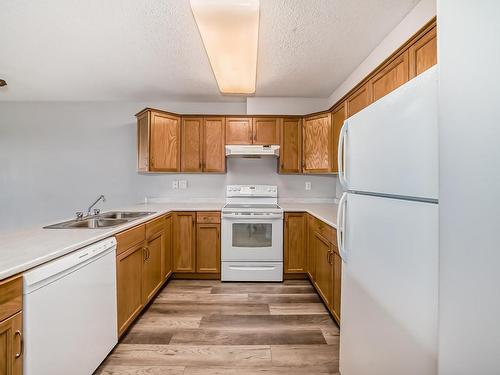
[{"left": 95, "top": 279, "right": 340, "bottom": 375}]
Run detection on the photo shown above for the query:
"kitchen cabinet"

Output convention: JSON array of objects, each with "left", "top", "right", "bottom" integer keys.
[
  {"left": 0, "top": 276, "right": 23, "bottom": 375},
  {"left": 252, "top": 117, "right": 280, "bottom": 145},
  {"left": 409, "top": 26, "right": 437, "bottom": 79},
  {"left": 116, "top": 242, "right": 143, "bottom": 336},
  {"left": 303, "top": 113, "right": 334, "bottom": 174},
  {"left": 136, "top": 108, "right": 181, "bottom": 172},
  {"left": 196, "top": 223, "right": 220, "bottom": 273},
  {"left": 346, "top": 82, "right": 372, "bottom": 118},
  {"left": 284, "top": 212, "right": 307, "bottom": 273},
  {"left": 225, "top": 117, "right": 252, "bottom": 145},
  {"left": 203, "top": 117, "right": 226, "bottom": 173},
  {"left": 181, "top": 117, "right": 203, "bottom": 172},
  {"left": 172, "top": 212, "right": 196, "bottom": 273},
  {"left": 279, "top": 118, "right": 302, "bottom": 173},
  {"left": 142, "top": 217, "right": 165, "bottom": 302},
  {"left": 163, "top": 214, "right": 172, "bottom": 279},
  {"left": 370, "top": 50, "right": 409, "bottom": 102},
  {"left": 306, "top": 214, "right": 341, "bottom": 324},
  {"left": 115, "top": 215, "right": 169, "bottom": 337},
  {"left": 181, "top": 116, "right": 226, "bottom": 173},
  {"left": 331, "top": 103, "right": 346, "bottom": 173}
]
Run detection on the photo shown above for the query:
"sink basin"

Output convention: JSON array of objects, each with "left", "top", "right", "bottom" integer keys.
[
  {"left": 43, "top": 211, "right": 156, "bottom": 229},
  {"left": 99, "top": 211, "right": 155, "bottom": 220}
]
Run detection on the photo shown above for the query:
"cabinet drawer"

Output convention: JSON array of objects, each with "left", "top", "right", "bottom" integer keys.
[
  {"left": 196, "top": 211, "right": 221, "bottom": 224},
  {"left": 0, "top": 276, "right": 22, "bottom": 322},
  {"left": 308, "top": 215, "right": 336, "bottom": 244},
  {"left": 116, "top": 224, "right": 145, "bottom": 255},
  {"left": 146, "top": 215, "right": 166, "bottom": 238}
]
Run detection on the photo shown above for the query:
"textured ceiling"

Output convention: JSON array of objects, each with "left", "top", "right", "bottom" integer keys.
[{"left": 0, "top": 0, "right": 419, "bottom": 101}]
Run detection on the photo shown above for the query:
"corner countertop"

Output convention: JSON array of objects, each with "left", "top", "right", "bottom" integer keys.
[{"left": 0, "top": 199, "right": 338, "bottom": 281}]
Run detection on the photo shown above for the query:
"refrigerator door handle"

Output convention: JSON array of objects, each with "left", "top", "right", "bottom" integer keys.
[
  {"left": 338, "top": 121, "right": 348, "bottom": 190},
  {"left": 337, "top": 192, "right": 348, "bottom": 262}
]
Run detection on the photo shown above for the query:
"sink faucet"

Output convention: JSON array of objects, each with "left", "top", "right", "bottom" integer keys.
[{"left": 86, "top": 195, "right": 106, "bottom": 217}]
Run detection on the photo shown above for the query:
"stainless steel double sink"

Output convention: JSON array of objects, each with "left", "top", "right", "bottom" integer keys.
[{"left": 44, "top": 211, "right": 156, "bottom": 229}]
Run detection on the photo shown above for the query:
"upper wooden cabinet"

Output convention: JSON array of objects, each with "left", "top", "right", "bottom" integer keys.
[
  {"left": 370, "top": 50, "right": 409, "bottom": 102},
  {"left": 203, "top": 117, "right": 226, "bottom": 173},
  {"left": 136, "top": 109, "right": 181, "bottom": 172},
  {"left": 181, "top": 116, "right": 226, "bottom": 173},
  {"left": 331, "top": 103, "right": 346, "bottom": 173},
  {"left": 346, "top": 83, "right": 372, "bottom": 118},
  {"left": 302, "top": 113, "right": 333, "bottom": 174},
  {"left": 279, "top": 118, "right": 302, "bottom": 174},
  {"left": 226, "top": 117, "right": 280, "bottom": 145},
  {"left": 225, "top": 117, "right": 252, "bottom": 144},
  {"left": 409, "top": 26, "right": 437, "bottom": 79},
  {"left": 252, "top": 117, "right": 280, "bottom": 145},
  {"left": 181, "top": 117, "right": 203, "bottom": 172}
]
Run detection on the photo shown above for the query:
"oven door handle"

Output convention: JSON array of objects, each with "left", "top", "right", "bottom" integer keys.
[{"left": 222, "top": 212, "right": 283, "bottom": 219}]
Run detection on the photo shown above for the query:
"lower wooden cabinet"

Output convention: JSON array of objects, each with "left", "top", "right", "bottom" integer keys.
[
  {"left": 173, "top": 212, "right": 221, "bottom": 275},
  {"left": 172, "top": 212, "right": 196, "bottom": 273},
  {"left": 313, "top": 231, "right": 334, "bottom": 308},
  {"left": 196, "top": 223, "right": 220, "bottom": 273},
  {"left": 284, "top": 213, "right": 307, "bottom": 273},
  {"left": 0, "top": 276, "right": 23, "bottom": 375},
  {"left": 115, "top": 215, "right": 171, "bottom": 337}
]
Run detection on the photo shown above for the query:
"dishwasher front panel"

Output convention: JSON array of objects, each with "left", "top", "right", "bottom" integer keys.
[{"left": 23, "top": 244, "right": 117, "bottom": 375}]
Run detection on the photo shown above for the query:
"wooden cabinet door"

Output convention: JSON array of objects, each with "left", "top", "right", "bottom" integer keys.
[
  {"left": 181, "top": 117, "right": 203, "bottom": 172},
  {"left": 284, "top": 213, "right": 307, "bottom": 273},
  {"left": 203, "top": 117, "right": 226, "bottom": 172},
  {"left": 137, "top": 111, "right": 150, "bottom": 172},
  {"left": 346, "top": 83, "right": 372, "bottom": 118},
  {"left": 225, "top": 117, "right": 252, "bottom": 145},
  {"left": 313, "top": 232, "right": 333, "bottom": 308},
  {"left": 150, "top": 111, "right": 181, "bottom": 172},
  {"left": 162, "top": 215, "right": 172, "bottom": 280},
  {"left": 332, "top": 249, "right": 342, "bottom": 322},
  {"left": 0, "top": 312, "right": 22, "bottom": 375},
  {"left": 307, "top": 215, "right": 316, "bottom": 280},
  {"left": 303, "top": 113, "right": 333, "bottom": 173},
  {"left": 196, "top": 224, "right": 220, "bottom": 273},
  {"left": 370, "top": 50, "right": 409, "bottom": 102},
  {"left": 409, "top": 26, "right": 437, "bottom": 79},
  {"left": 279, "top": 118, "right": 302, "bottom": 173},
  {"left": 116, "top": 243, "right": 144, "bottom": 337},
  {"left": 173, "top": 212, "right": 196, "bottom": 272},
  {"left": 252, "top": 117, "right": 279, "bottom": 145},
  {"left": 331, "top": 103, "right": 346, "bottom": 173},
  {"left": 142, "top": 231, "right": 164, "bottom": 303}
]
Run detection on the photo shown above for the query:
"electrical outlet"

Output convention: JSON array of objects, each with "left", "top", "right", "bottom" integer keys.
[
  {"left": 172, "top": 180, "right": 179, "bottom": 190},
  {"left": 305, "top": 181, "right": 312, "bottom": 191},
  {"left": 179, "top": 180, "right": 187, "bottom": 189}
]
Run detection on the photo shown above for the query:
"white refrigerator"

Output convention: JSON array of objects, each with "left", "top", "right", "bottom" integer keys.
[{"left": 337, "top": 66, "right": 438, "bottom": 375}]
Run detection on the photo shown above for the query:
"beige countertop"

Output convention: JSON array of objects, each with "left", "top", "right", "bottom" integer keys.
[{"left": 0, "top": 199, "right": 338, "bottom": 281}]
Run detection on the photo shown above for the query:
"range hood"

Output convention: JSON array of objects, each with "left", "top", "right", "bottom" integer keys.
[{"left": 225, "top": 145, "right": 280, "bottom": 158}]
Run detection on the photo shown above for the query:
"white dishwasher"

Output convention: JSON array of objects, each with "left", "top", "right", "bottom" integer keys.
[{"left": 23, "top": 237, "right": 118, "bottom": 375}]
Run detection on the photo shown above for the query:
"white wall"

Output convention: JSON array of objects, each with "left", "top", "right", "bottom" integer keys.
[
  {"left": 327, "top": 0, "right": 436, "bottom": 107},
  {"left": 246, "top": 97, "right": 329, "bottom": 115},
  {"left": 437, "top": 1, "right": 500, "bottom": 374},
  {"left": 0, "top": 102, "right": 335, "bottom": 230}
]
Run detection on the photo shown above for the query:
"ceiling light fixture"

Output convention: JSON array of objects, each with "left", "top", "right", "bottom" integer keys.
[{"left": 190, "top": 0, "right": 260, "bottom": 95}]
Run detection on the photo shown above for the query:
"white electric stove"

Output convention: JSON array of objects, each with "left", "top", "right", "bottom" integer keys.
[{"left": 221, "top": 185, "right": 284, "bottom": 281}]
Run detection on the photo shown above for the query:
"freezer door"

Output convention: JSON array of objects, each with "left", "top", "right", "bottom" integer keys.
[
  {"left": 340, "top": 66, "right": 438, "bottom": 200},
  {"left": 339, "top": 193, "right": 438, "bottom": 375}
]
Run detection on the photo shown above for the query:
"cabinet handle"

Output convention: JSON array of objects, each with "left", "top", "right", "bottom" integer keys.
[
  {"left": 14, "top": 330, "right": 23, "bottom": 358},
  {"left": 143, "top": 247, "right": 148, "bottom": 261}
]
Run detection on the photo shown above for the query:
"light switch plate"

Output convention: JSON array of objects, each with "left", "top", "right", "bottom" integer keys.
[
  {"left": 305, "top": 181, "right": 312, "bottom": 191},
  {"left": 179, "top": 180, "right": 187, "bottom": 189},
  {"left": 172, "top": 180, "right": 179, "bottom": 189}
]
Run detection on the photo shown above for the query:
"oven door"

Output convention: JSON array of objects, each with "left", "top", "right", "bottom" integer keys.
[{"left": 221, "top": 212, "right": 283, "bottom": 262}]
